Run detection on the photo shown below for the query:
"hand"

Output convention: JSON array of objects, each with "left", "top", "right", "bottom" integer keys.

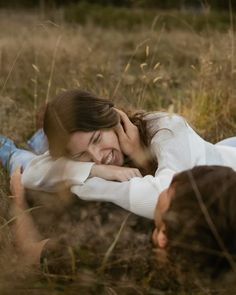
[
  {"left": 114, "top": 109, "right": 143, "bottom": 159},
  {"left": 114, "top": 109, "right": 152, "bottom": 171},
  {"left": 90, "top": 164, "right": 142, "bottom": 182},
  {"left": 9, "top": 167, "right": 26, "bottom": 209}
]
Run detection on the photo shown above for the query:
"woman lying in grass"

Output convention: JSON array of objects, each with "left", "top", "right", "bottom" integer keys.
[
  {"left": 1, "top": 89, "right": 236, "bottom": 220},
  {"left": 152, "top": 165, "right": 236, "bottom": 278}
]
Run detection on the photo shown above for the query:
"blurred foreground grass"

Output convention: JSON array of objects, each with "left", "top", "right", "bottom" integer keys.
[{"left": 0, "top": 6, "right": 236, "bottom": 294}]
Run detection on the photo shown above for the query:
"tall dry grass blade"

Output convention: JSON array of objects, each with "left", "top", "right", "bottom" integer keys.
[
  {"left": 0, "top": 206, "right": 42, "bottom": 231},
  {"left": 45, "top": 35, "right": 62, "bottom": 104},
  {"left": 137, "top": 25, "right": 164, "bottom": 108},
  {"left": 229, "top": 0, "right": 235, "bottom": 74},
  {"left": 105, "top": 287, "right": 118, "bottom": 295},
  {"left": 162, "top": 12, "right": 201, "bottom": 37},
  {"left": 0, "top": 49, "right": 22, "bottom": 96},
  {"left": 150, "top": 14, "right": 160, "bottom": 31},
  {"left": 99, "top": 213, "right": 131, "bottom": 272},
  {"left": 32, "top": 53, "right": 39, "bottom": 130},
  {"left": 166, "top": 240, "right": 235, "bottom": 258},
  {"left": 111, "top": 39, "right": 149, "bottom": 99}
]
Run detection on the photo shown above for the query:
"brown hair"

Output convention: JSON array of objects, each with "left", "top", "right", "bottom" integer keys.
[
  {"left": 163, "top": 166, "right": 236, "bottom": 278},
  {"left": 44, "top": 90, "right": 119, "bottom": 158},
  {"left": 43, "top": 89, "right": 157, "bottom": 174}
]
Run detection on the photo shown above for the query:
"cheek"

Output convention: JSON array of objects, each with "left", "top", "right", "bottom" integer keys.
[
  {"left": 104, "top": 131, "right": 121, "bottom": 150},
  {"left": 152, "top": 227, "right": 168, "bottom": 249}
]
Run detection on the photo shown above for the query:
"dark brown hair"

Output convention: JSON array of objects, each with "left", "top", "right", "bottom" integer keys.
[
  {"left": 43, "top": 89, "right": 157, "bottom": 174},
  {"left": 163, "top": 166, "right": 236, "bottom": 278},
  {"left": 43, "top": 89, "right": 119, "bottom": 158}
]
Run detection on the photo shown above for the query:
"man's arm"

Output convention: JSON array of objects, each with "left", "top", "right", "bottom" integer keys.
[{"left": 10, "top": 168, "right": 49, "bottom": 265}]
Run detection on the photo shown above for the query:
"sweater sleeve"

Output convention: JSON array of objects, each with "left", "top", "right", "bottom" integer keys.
[
  {"left": 71, "top": 169, "right": 175, "bottom": 219},
  {"left": 150, "top": 114, "right": 192, "bottom": 174},
  {"left": 149, "top": 113, "right": 207, "bottom": 173},
  {"left": 22, "top": 151, "right": 94, "bottom": 192}
]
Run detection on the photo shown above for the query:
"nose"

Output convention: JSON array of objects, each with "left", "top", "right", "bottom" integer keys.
[
  {"left": 157, "top": 230, "right": 168, "bottom": 249},
  {"left": 152, "top": 227, "right": 168, "bottom": 249},
  {"left": 88, "top": 145, "right": 103, "bottom": 164}
]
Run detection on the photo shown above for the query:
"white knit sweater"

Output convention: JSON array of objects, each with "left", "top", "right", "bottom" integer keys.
[{"left": 22, "top": 113, "right": 236, "bottom": 219}]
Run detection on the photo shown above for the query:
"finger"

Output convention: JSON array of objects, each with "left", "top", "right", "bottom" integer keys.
[
  {"left": 120, "top": 171, "right": 132, "bottom": 182},
  {"left": 135, "top": 169, "right": 142, "bottom": 177},
  {"left": 126, "top": 171, "right": 137, "bottom": 180},
  {"left": 114, "top": 123, "right": 127, "bottom": 140},
  {"left": 132, "top": 170, "right": 141, "bottom": 178},
  {"left": 117, "top": 175, "right": 128, "bottom": 182},
  {"left": 115, "top": 109, "right": 133, "bottom": 133}
]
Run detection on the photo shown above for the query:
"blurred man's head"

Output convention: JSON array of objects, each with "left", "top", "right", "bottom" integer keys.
[{"left": 153, "top": 166, "right": 236, "bottom": 278}]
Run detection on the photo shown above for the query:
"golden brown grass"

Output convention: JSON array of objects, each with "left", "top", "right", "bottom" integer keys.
[
  {"left": 1, "top": 10, "right": 236, "bottom": 140},
  {"left": 1, "top": 8, "right": 236, "bottom": 294}
]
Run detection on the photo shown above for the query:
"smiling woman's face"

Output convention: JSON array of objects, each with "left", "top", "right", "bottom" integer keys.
[
  {"left": 152, "top": 187, "right": 174, "bottom": 249},
  {"left": 66, "top": 129, "right": 124, "bottom": 166}
]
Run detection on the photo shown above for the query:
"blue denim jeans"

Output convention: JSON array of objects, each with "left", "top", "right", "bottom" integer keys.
[
  {"left": 27, "top": 128, "right": 48, "bottom": 155},
  {"left": 6, "top": 129, "right": 48, "bottom": 174}
]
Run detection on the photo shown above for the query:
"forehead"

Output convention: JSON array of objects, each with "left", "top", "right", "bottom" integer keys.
[
  {"left": 67, "top": 130, "right": 94, "bottom": 153},
  {"left": 154, "top": 186, "right": 175, "bottom": 226}
]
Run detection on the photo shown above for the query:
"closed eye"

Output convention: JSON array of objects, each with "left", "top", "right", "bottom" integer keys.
[
  {"left": 72, "top": 152, "right": 92, "bottom": 162},
  {"left": 71, "top": 152, "right": 84, "bottom": 160},
  {"left": 92, "top": 131, "right": 101, "bottom": 144}
]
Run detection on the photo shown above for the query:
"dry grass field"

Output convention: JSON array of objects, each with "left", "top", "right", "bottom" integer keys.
[{"left": 0, "top": 7, "right": 236, "bottom": 294}]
